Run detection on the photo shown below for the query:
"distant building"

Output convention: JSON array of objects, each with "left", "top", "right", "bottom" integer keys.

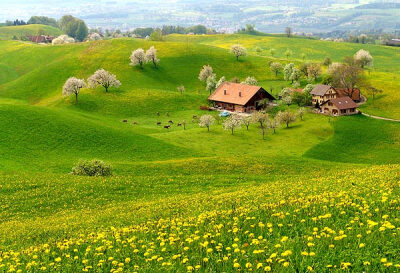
[
  {"left": 387, "top": 39, "right": 400, "bottom": 47},
  {"left": 27, "top": 35, "right": 54, "bottom": 43},
  {"left": 208, "top": 82, "right": 275, "bottom": 113},
  {"left": 311, "top": 84, "right": 361, "bottom": 108},
  {"left": 320, "top": 96, "right": 358, "bottom": 116}
]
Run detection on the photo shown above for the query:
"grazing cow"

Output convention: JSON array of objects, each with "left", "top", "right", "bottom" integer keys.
[
  {"left": 133, "top": 121, "right": 138, "bottom": 125},
  {"left": 157, "top": 122, "right": 162, "bottom": 126},
  {"left": 164, "top": 125, "right": 170, "bottom": 129},
  {"left": 193, "top": 115, "right": 198, "bottom": 119},
  {"left": 123, "top": 120, "right": 128, "bottom": 123},
  {"left": 168, "top": 120, "right": 173, "bottom": 124},
  {"left": 177, "top": 123, "right": 182, "bottom": 127}
]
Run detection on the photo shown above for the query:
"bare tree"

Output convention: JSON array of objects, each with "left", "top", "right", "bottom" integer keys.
[
  {"left": 285, "top": 27, "right": 292, "bottom": 38},
  {"left": 328, "top": 61, "right": 363, "bottom": 98},
  {"left": 62, "top": 77, "right": 86, "bottom": 102},
  {"left": 88, "top": 69, "right": 121, "bottom": 92}
]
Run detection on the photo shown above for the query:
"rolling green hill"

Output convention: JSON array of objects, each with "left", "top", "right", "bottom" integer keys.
[
  {"left": 0, "top": 34, "right": 399, "bottom": 272},
  {"left": 0, "top": 24, "right": 62, "bottom": 40}
]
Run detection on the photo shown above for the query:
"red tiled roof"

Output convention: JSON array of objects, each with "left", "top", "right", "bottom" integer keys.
[
  {"left": 208, "top": 82, "right": 271, "bottom": 106},
  {"left": 322, "top": 96, "right": 358, "bottom": 110}
]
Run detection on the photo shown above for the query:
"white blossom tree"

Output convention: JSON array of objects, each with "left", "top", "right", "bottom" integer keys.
[
  {"left": 145, "top": 46, "right": 160, "bottom": 68},
  {"left": 252, "top": 111, "right": 269, "bottom": 140},
  {"left": 199, "top": 115, "right": 215, "bottom": 132},
  {"left": 354, "top": 49, "right": 373, "bottom": 68},
  {"left": 277, "top": 110, "right": 297, "bottom": 128},
  {"left": 177, "top": 85, "right": 185, "bottom": 95},
  {"left": 88, "top": 69, "right": 121, "bottom": 92},
  {"left": 206, "top": 74, "right": 217, "bottom": 94},
  {"left": 242, "top": 116, "right": 252, "bottom": 130},
  {"left": 268, "top": 116, "right": 280, "bottom": 134},
  {"left": 241, "top": 76, "right": 258, "bottom": 85},
  {"left": 270, "top": 62, "right": 283, "bottom": 77},
  {"left": 130, "top": 48, "right": 146, "bottom": 68},
  {"left": 284, "top": 63, "right": 295, "bottom": 82},
  {"left": 198, "top": 65, "right": 214, "bottom": 83},
  {"left": 216, "top": 76, "right": 226, "bottom": 88},
  {"left": 223, "top": 115, "right": 242, "bottom": 135},
  {"left": 62, "top": 77, "right": 86, "bottom": 102},
  {"left": 230, "top": 44, "right": 247, "bottom": 61},
  {"left": 298, "top": 107, "right": 306, "bottom": 121},
  {"left": 307, "top": 63, "right": 322, "bottom": 82}
]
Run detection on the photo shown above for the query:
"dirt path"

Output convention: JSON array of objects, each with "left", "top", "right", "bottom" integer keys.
[{"left": 361, "top": 112, "right": 400, "bottom": 123}]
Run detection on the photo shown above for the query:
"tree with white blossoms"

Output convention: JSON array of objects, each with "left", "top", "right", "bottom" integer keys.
[
  {"left": 307, "top": 63, "right": 322, "bottom": 82},
  {"left": 284, "top": 63, "right": 295, "bottom": 82},
  {"left": 252, "top": 111, "right": 269, "bottom": 140},
  {"left": 279, "top": 88, "right": 292, "bottom": 106},
  {"left": 241, "top": 76, "right": 258, "bottom": 85},
  {"left": 177, "top": 85, "right": 185, "bottom": 95},
  {"left": 198, "top": 65, "right": 214, "bottom": 83},
  {"left": 216, "top": 76, "right": 226, "bottom": 88},
  {"left": 62, "top": 77, "right": 86, "bottom": 102},
  {"left": 223, "top": 115, "right": 242, "bottom": 135},
  {"left": 242, "top": 115, "right": 252, "bottom": 130},
  {"left": 354, "top": 49, "right": 373, "bottom": 69},
  {"left": 145, "top": 46, "right": 160, "bottom": 68},
  {"left": 268, "top": 116, "right": 280, "bottom": 134},
  {"left": 277, "top": 110, "right": 297, "bottom": 128},
  {"left": 230, "top": 44, "right": 247, "bottom": 61},
  {"left": 88, "top": 69, "right": 121, "bottom": 93},
  {"left": 298, "top": 107, "right": 306, "bottom": 121},
  {"left": 270, "top": 62, "right": 283, "bottom": 77},
  {"left": 206, "top": 74, "right": 217, "bottom": 94},
  {"left": 199, "top": 114, "right": 215, "bottom": 132},
  {"left": 289, "top": 67, "right": 301, "bottom": 84},
  {"left": 130, "top": 48, "right": 146, "bottom": 68}
]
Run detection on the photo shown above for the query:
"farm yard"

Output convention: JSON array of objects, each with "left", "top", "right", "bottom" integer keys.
[{"left": 0, "top": 28, "right": 400, "bottom": 272}]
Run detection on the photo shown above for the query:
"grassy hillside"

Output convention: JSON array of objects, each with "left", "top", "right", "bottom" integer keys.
[
  {"left": 0, "top": 24, "right": 62, "bottom": 40},
  {"left": 0, "top": 35, "right": 399, "bottom": 272}
]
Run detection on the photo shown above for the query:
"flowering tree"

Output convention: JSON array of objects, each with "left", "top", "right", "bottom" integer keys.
[
  {"left": 216, "top": 76, "right": 226, "bottom": 88},
  {"left": 242, "top": 116, "right": 252, "bottom": 130},
  {"left": 277, "top": 110, "right": 297, "bottom": 128},
  {"left": 198, "top": 65, "right": 214, "bottom": 83},
  {"left": 252, "top": 111, "right": 269, "bottom": 139},
  {"left": 230, "top": 44, "right": 247, "bottom": 61},
  {"left": 270, "top": 62, "right": 283, "bottom": 76},
  {"left": 199, "top": 115, "right": 215, "bottom": 132},
  {"left": 206, "top": 74, "right": 217, "bottom": 94},
  {"left": 268, "top": 116, "right": 280, "bottom": 134},
  {"left": 88, "top": 69, "right": 121, "bottom": 92},
  {"left": 130, "top": 48, "right": 146, "bottom": 68},
  {"left": 354, "top": 49, "right": 373, "bottom": 68},
  {"left": 62, "top": 77, "right": 86, "bottom": 102},
  {"left": 298, "top": 107, "right": 306, "bottom": 121},
  {"left": 177, "top": 85, "right": 185, "bottom": 95},
  {"left": 223, "top": 115, "right": 242, "bottom": 135},
  {"left": 145, "top": 46, "right": 160, "bottom": 68},
  {"left": 307, "top": 63, "right": 322, "bottom": 82},
  {"left": 241, "top": 76, "right": 258, "bottom": 85}
]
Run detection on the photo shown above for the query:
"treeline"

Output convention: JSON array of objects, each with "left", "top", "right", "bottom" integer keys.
[
  {"left": 2, "top": 15, "right": 89, "bottom": 42},
  {"left": 129, "top": 25, "right": 216, "bottom": 38}
]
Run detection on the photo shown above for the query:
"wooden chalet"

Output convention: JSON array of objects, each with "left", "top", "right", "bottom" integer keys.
[
  {"left": 27, "top": 35, "right": 54, "bottom": 44},
  {"left": 208, "top": 82, "right": 276, "bottom": 113},
  {"left": 320, "top": 96, "right": 358, "bottom": 116}
]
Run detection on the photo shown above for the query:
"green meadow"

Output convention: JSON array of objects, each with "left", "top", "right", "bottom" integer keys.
[{"left": 0, "top": 27, "right": 399, "bottom": 272}]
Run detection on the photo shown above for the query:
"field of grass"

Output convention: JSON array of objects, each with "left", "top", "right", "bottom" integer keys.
[
  {"left": 0, "top": 24, "right": 62, "bottom": 40},
  {"left": 0, "top": 33, "right": 399, "bottom": 272}
]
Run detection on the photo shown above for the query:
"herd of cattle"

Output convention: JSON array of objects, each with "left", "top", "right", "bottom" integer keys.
[{"left": 122, "top": 114, "right": 199, "bottom": 130}]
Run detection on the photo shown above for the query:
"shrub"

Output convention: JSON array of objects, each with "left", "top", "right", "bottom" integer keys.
[{"left": 71, "top": 159, "right": 112, "bottom": 177}]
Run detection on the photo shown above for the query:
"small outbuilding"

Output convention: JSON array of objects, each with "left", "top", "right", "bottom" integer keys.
[
  {"left": 208, "top": 82, "right": 275, "bottom": 113},
  {"left": 320, "top": 96, "right": 358, "bottom": 116}
]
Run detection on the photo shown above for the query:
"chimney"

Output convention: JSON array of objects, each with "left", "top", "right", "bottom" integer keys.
[
  {"left": 239, "top": 91, "right": 242, "bottom": 97},
  {"left": 224, "top": 89, "right": 227, "bottom": 95}
]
